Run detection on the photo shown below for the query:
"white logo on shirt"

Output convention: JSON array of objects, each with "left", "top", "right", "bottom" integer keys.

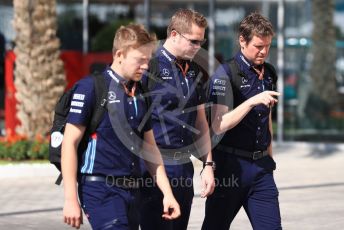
[
  {"left": 108, "top": 91, "right": 120, "bottom": 103},
  {"left": 162, "top": 68, "right": 170, "bottom": 76},
  {"left": 161, "top": 49, "right": 172, "bottom": 62},
  {"left": 214, "top": 79, "right": 226, "bottom": 85},
  {"left": 73, "top": 94, "right": 85, "bottom": 100},
  {"left": 71, "top": 101, "right": 84, "bottom": 107},
  {"left": 213, "top": 85, "right": 226, "bottom": 91},
  {"left": 187, "top": 70, "right": 196, "bottom": 78},
  {"left": 70, "top": 108, "right": 82, "bottom": 114},
  {"left": 107, "top": 70, "right": 119, "bottom": 83}
]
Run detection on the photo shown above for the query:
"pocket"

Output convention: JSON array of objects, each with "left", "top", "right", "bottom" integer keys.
[
  {"left": 79, "top": 181, "right": 109, "bottom": 210},
  {"left": 256, "top": 155, "right": 276, "bottom": 172}
]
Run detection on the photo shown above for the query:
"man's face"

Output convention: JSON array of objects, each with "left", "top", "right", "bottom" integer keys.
[
  {"left": 175, "top": 23, "right": 205, "bottom": 60},
  {"left": 240, "top": 35, "right": 272, "bottom": 65},
  {"left": 120, "top": 45, "right": 154, "bottom": 81}
]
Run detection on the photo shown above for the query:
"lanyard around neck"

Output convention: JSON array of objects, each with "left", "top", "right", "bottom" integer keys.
[
  {"left": 121, "top": 81, "right": 138, "bottom": 116},
  {"left": 252, "top": 65, "right": 265, "bottom": 80}
]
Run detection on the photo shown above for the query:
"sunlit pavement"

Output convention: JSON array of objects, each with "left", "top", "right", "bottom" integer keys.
[{"left": 1, "top": 143, "right": 344, "bottom": 229}]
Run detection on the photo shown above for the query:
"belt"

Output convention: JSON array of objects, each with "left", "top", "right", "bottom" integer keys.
[
  {"left": 82, "top": 175, "right": 140, "bottom": 189},
  {"left": 216, "top": 145, "right": 269, "bottom": 160},
  {"left": 159, "top": 149, "right": 192, "bottom": 161}
]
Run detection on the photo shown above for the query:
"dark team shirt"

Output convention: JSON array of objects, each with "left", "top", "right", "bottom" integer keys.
[
  {"left": 209, "top": 51, "right": 276, "bottom": 151},
  {"left": 142, "top": 46, "right": 206, "bottom": 150},
  {"left": 67, "top": 67, "right": 151, "bottom": 176}
]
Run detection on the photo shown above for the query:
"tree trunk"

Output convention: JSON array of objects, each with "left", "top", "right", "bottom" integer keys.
[
  {"left": 13, "top": 0, "right": 65, "bottom": 139},
  {"left": 310, "top": 0, "right": 337, "bottom": 103}
]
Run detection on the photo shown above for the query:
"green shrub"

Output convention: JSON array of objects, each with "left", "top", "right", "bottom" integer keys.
[
  {"left": 0, "top": 138, "right": 49, "bottom": 161},
  {"left": 27, "top": 141, "right": 49, "bottom": 160},
  {"left": 0, "top": 142, "right": 8, "bottom": 159},
  {"left": 9, "top": 141, "right": 31, "bottom": 161}
]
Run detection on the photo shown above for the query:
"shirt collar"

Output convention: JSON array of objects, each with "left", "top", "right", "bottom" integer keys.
[
  {"left": 158, "top": 45, "right": 192, "bottom": 70},
  {"left": 158, "top": 45, "right": 176, "bottom": 63},
  {"left": 104, "top": 66, "right": 128, "bottom": 85},
  {"left": 104, "top": 66, "right": 140, "bottom": 95},
  {"left": 235, "top": 51, "right": 264, "bottom": 70}
]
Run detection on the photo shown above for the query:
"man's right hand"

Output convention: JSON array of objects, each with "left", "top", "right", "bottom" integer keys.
[
  {"left": 63, "top": 199, "right": 83, "bottom": 229},
  {"left": 249, "top": 90, "right": 280, "bottom": 107},
  {"left": 162, "top": 195, "right": 181, "bottom": 220}
]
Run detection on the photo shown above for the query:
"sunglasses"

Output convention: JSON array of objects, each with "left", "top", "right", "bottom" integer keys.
[{"left": 174, "top": 30, "right": 206, "bottom": 46}]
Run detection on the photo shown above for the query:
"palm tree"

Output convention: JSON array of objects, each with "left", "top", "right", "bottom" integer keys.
[
  {"left": 309, "top": 0, "right": 338, "bottom": 125},
  {"left": 13, "top": 0, "right": 65, "bottom": 139}
]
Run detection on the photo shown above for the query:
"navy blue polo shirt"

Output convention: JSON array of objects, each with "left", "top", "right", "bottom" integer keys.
[
  {"left": 142, "top": 46, "right": 205, "bottom": 150},
  {"left": 209, "top": 51, "right": 275, "bottom": 151},
  {"left": 67, "top": 67, "right": 151, "bottom": 176}
]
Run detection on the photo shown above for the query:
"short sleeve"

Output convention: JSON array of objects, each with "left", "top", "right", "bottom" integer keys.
[
  {"left": 209, "top": 64, "right": 234, "bottom": 109},
  {"left": 67, "top": 77, "right": 95, "bottom": 126}
]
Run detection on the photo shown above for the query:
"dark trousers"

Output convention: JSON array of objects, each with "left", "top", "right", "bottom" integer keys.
[
  {"left": 78, "top": 179, "right": 140, "bottom": 230},
  {"left": 140, "top": 161, "right": 194, "bottom": 230},
  {"left": 202, "top": 151, "right": 282, "bottom": 230}
]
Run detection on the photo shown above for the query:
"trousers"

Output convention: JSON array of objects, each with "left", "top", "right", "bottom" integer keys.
[{"left": 202, "top": 151, "right": 282, "bottom": 230}]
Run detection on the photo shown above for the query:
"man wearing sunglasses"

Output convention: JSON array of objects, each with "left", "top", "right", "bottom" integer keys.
[{"left": 139, "top": 8, "right": 215, "bottom": 230}]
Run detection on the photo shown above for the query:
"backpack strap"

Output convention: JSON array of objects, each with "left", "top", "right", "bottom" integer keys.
[
  {"left": 88, "top": 72, "right": 108, "bottom": 133},
  {"left": 146, "top": 57, "right": 162, "bottom": 91},
  {"left": 78, "top": 72, "right": 108, "bottom": 152},
  {"left": 264, "top": 62, "right": 278, "bottom": 90},
  {"left": 228, "top": 58, "right": 245, "bottom": 91}
]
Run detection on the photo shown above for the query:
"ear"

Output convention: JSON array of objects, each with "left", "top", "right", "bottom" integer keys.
[
  {"left": 114, "top": 49, "right": 124, "bottom": 61},
  {"left": 170, "top": 30, "right": 178, "bottom": 38},
  {"left": 239, "top": 35, "right": 246, "bottom": 48}
]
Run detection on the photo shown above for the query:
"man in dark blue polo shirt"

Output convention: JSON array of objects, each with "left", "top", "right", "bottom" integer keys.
[
  {"left": 61, "top": 24, "right": 180, "bottom": 230},
  {"left": 139, "top": 9, "right": 215, "bottom": 230},
  {"left": 202, "top": 13, "right": 282, "bottom": 230}
]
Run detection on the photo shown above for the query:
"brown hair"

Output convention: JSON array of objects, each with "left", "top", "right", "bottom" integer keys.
[
  {"left": 239, "top": 12, "right": 275, "bottom": 43},
  {"left": 167, "top": 8, "right": 208, "bottom": 37},
  {"left": 112, "top": 24, "right": 156, "bottom": 55}
]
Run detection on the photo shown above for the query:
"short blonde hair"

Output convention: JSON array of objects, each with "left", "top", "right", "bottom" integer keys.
[
  {"left": 112, "top": 24, "right": 156, "bottom": 55},
  {"left": 167, "top": 9, "right": 208, "bottom": 37}
]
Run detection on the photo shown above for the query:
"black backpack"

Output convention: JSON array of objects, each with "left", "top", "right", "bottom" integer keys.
[{"left": 49, "top": 72, "right": 108, "bottom": 185}]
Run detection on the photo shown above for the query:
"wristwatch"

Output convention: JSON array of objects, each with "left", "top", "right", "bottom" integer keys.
[{"left": 203, "top": 161, "right": 216, "bottom": 171}]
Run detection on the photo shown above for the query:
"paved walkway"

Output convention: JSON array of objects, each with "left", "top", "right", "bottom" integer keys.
[{"left": 0, "top": 142, "right": 344, "bottom": 229}]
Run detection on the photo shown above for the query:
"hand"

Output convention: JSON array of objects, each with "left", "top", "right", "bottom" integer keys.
[
  {"left": 63, "top": 199, "right": 83, "bottom": 229},
  {"left": 200, "top": 166, "right": 215, "bottom": 198},
  {"left": 162, "top": 195, "right": 181, "bottom": 220},
  {"left": 249, "top": 91, "right": 280, "bottom": 107}
]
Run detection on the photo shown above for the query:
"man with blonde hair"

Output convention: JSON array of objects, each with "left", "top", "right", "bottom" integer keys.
[
  {"left": 62, "top": 24, "right": 180, "bottom": 230},
  {"left": 139, "top": 9, "right": 215, "bottom": 230}
]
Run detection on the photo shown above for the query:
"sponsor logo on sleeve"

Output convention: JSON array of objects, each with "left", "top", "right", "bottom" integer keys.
[
  {"left": 73, "top": 94, "right": 85, "bottom": 100},
  {"left": 214, "top": 79, "right": 226, "bottom": 85},
  {"left": 213, "top": 85, "right": 226, "bottom": 91},
  {"left": 71, "top": 101, "right": 84, "bottom": 107},
  {"left": 70, "top": 108, "right": 82, "bottom": 114}
]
